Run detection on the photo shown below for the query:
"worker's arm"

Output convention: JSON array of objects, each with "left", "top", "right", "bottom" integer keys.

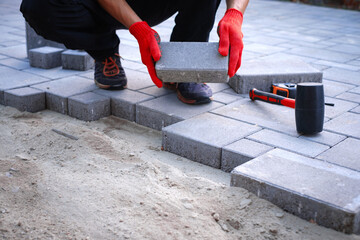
[
  {"left": 218, "top": 0, "right": 249, "bottom": 77},
  {"left": 226, "top": 0, "right": 249, "bottom": 13},
  {"left": 97, "top": 0, "right": 141, "bottom": 28},
  {"left": 97, "top": 0, "right": 163, "bottom": 87}
]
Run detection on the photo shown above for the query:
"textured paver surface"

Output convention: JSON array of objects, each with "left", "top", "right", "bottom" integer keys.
[
  {"left": 156, "top": 42, "right": 229, "bottom": 83},
  {"left": 1, "top": 0, "right": 359, "bottom": 234}
]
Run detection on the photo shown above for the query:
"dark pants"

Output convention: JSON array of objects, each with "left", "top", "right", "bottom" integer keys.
[{"left": 20, "top": 0, "right": 221, "bottom": 60}]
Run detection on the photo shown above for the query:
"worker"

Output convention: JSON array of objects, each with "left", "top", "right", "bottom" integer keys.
[{"left": 20, "top": 0, "right": 248, "bottom": 104}]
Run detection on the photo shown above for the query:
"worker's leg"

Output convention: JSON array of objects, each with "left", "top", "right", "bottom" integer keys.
[
  {"left": 170, "top": 0, "right": 222, "bottom": 42},
  {"left": 20, "top": 0, "right": 121, "bottom": 60}
]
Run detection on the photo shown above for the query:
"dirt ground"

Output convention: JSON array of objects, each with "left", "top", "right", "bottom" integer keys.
[{"left": 0, "top": 105, "right": 359, "bottom": 240}]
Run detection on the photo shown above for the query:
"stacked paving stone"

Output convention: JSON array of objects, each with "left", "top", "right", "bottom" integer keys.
[{"left": 1, "top": 0, "right": 360, "bottom": 234}]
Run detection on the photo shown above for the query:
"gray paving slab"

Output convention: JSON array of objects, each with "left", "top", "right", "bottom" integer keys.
[
  {"left": 25, "top": 22, "right": 65, "bottom": 56},
  {"left": 260, "top": 52, "right": 318, "bottom": 64},
  {"left": 288, "top": 46, "right": 358, "bottom": 63},
  {"left": 29, "top": 46, "right": 64, "bottom": 69},
  {"left": 298, "top": 130, "right": 346, "bottom": 147},
  {"left": 322, "top": 79, "right": 356, "bottom": 97},
  {"left": 323, "top": 67, "right": 360, "bottom": 85},
  {"left": 121, "top": 59, "right": 145, "bottom": 71},
  {"left": 0, "top": 44, "right": 27, "bottom": 59},
  {"left": 317, "top": 138, "right": 360, "bottom": 172},
  {"left": 221, "top": 139, "right": 273, "bottom": 172},
  {"left": 244, "top": 43, "right": 287, "bottom": 55},
  {"left": 231, "top": 148, "right": 360, "bottom": 234},
  {"left": 94, "top": 89, "right": 154, "bottom": 122},
  {"left": 155, "top": 42, "right": 228, "bottom": 83},
  {"left": 206, "top": 83, "right": 230, "bottom": 93},
  {"left": 119, "top": 44, "right": 141, "bottom": 62},
  {"left": 136, "top": 94, "right": 224, "bottom": 130},
  {"left": 0, "top": 58, "right": 30, "bottom": 70},
  {"left": 336, "top": 92, "right": 360, "bottom": 104},
  {"left": 137, "top": 85, "right": 173, "bottom": 98},
  {"left": 309, "top": 63, "right": 329, "bottom": 72},
  {"left": 349, "top": 86, "right": 360, "bottom": 95},
  {"left": 212, "top": 92, "right": 243, "bottom": 105},
  {"left": 125, "top": 69, "right": 154, "bottom": 90},
  {"left": 247, "top": 129, "right": 329, "bottom": 157},
  {"left": 4, "top": 87, "right": 45, "bottom": 113},
  {"left": 267, "top": 30, "right": 326, "bottom": 43},
  {"left": 329, "top": 35, "right": 360, "bottom": 46},
  {"left": 245, "top": 35, "right": 288, "bottom": 46},
  {"left": 351, "top": 106, "right": 360, "bottom": 114},
  {"left": 61, "top": 50, "right": 94, "bottom": 71},
  {"left": 324, "top": 96, "right": 358, "bottom": 119},
  {"left": 68, "top": 92, "right": 110, "bottom": 121},
  {"left": 32, "top": 76, "right": 97, "bottom": 114},
  {"left": 23, "top": 66, "right": 85, "bottom": 79},
  {"left": 0, "top": 66, "right": 49, "bottom": 104},
  {"left": 229, "top": 58, "right": 322, "bottom": 94},
  {"left": 211, "top": 99, "right": 299, "bottom": 136},
  {"left": 347, "top": 60, "right": 360, "bottom": 67},
  {"left": 313, "top": 59, "right": 360, "bottom": 71},
  {"left": 162, "top": 113, "right": 261, "bottom": 168},
  {"left": 324, "top": 112, "right": 360, "bottom": 139}
]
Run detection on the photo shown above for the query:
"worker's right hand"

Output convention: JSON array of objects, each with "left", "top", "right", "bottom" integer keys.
[{"left": 129, "top": 21, "right": 162, "bottom": 88}]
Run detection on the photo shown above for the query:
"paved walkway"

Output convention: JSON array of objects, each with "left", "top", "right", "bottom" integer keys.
[{"left": 1, "top": 0, "right": 360, "bottom": 234}]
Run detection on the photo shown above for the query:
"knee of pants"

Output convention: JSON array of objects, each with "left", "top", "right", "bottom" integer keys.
[{"left": 20, "top": 0, "right": 57, "bottom": 40}]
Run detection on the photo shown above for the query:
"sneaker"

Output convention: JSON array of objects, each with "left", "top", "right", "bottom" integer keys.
[
  {"left": 164, "top": 82, "right": 213, "bottom": 105},
  {"left": 94, "top": 53, "right": 127, "bottom": 90}
]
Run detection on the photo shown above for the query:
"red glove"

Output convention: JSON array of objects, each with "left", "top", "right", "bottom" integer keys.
[
  {"left": 218, "top": 8, "right": 244, "bottom": 78},
  {"left": 129, "top": 21, "right": 162, "bottom": 88}
]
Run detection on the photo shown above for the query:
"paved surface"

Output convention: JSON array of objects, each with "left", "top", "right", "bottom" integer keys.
[{"left": 1, "top": 0, "right": 360, "bottom": 234}]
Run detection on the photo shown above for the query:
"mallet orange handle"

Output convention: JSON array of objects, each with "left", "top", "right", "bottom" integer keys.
[{"left": 249, "top": 88, "right": 295, "bottom": 109}]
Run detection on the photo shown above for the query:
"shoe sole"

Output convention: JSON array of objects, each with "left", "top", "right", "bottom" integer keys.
[
  {"left": 95, "top": 79, "right": 127, "bottom": 90},
  {"left": 177, "top": 91, "right": 213, "bottom": 105}
]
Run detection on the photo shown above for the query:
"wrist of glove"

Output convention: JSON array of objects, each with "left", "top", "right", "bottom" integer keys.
[
  {"left": 129, "top": 21, "right": 162, "bottom": 88},
  {"left": 218, "top": 8, "right": 244, "bottom": 78}
]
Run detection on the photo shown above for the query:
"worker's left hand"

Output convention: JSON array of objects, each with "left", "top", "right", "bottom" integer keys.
[
  {"left": 218, "top": 8, "right": 244, "bottom": 78},
  {"left": 129, "top": 21, "right": 163, "bottom": 88}
]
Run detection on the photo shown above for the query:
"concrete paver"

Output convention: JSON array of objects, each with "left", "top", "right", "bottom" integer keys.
[
  {"left": 247, "top": 129, "right": 329, "bottom": 157},
  {"left": 324, "top": 96, "right": 359, "bottom": 119},
  {"left": 32, "top": 76, "right": 97, "bottom": 114},
  {"left": 317, "top": 138, "right": 360, "bottom": 172},
  {"left": 231, "top": 148, "right": 360, "bottom": 234},
  {"left": 29, "top": 46, "right": 63, "bottom": 69},
  {"left": 324, "top": 112, "right": 360, "bottom": 139},
  {"left": 351, "top": 106, "right": 360, "bottom": 114},
  {"left": 322, "top": 79, "right": 356, "bottom": 97},
  {"left": 221, "top": 139, "right": 273, "bottom": 172},
  {"left": 212, "top": 92, "right": 243, "bottom": 105},
  {"left": 0, "top": 65, "right": 49, "bottom": 104},
  {"left": 4, "top": 87, "right": 45, "bottom": 113},
  {"left": 288, "top": 46, "right": 358, "bottom": 63},
  {"left": 61, "top": 50, "right": 94, "bottom": 71},
  {"left": 229, "top": 57, "right": 322, "bottom": 94},
  {"left": 155, "top": 42, "right": 228, "bottom": 83},
  {"left": 136, "top": 94, "right": 224, "bottom": 130},
  {"left": 298, "top": 130, "right": 346, "bottom": 147},
  {"left": 336, "top": 92, "right": 360, "bottom": 104},
  {"left": 162, "top": 113, "right": 261, "bottom": 168},
  {"left": 323, "top": 67, "right": 360, "bottom": 86},
  {"left": 68, "top": 92, "right": 110, "bottom": 121},
  {"left": 211, "top": 99, "right": 299, "bottom": 136},
  {"left": 94, "top": 89, "right": 154, "bottom": 122}
]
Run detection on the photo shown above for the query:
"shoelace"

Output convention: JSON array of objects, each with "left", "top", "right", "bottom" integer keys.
[{"left": 102, "top": 55, "right": 120, "bottom": 77}]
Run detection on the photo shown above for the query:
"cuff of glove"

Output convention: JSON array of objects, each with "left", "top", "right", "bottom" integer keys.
[
  {"left": 225, "top": 8, "right": 243, "bottom": 19},
  {"left": 129, "top": 21, "right": 151, "bottom": 38}
]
